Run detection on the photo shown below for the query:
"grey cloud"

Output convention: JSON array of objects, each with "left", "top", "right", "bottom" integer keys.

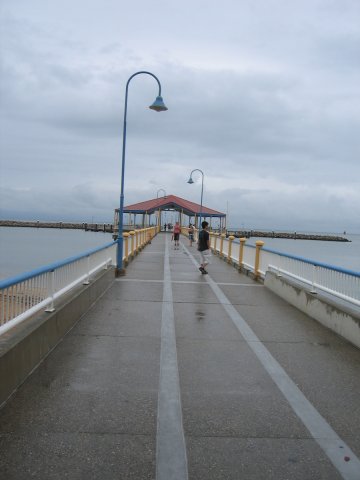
[{"left": 1, "top": 0, "right": 359, "bottom": 233}]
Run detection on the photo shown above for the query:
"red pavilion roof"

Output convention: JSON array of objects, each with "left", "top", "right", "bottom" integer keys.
[{"left": 120, "top": 194, "right": 225, "bottom": 217}]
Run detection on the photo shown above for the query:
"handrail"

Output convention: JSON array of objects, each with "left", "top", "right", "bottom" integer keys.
[
  {"left": 262, "top": 246, "right": 360, "bottom": 278},
  {"left": 0, "top": 242, "right": 116, "bottom": 289},
  {"left": 0, "top": 226, "right": 157, "bottom": 334},
  {"left": 210, "top": 235, "right": 360, "bottom": 308}
]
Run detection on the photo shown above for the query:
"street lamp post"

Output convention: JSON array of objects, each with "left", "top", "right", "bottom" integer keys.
[
  {"left": 156, "top": 188, "right": 167, "bottom": 230},
  {"left": 187, "top": 169, "right": 204, "bottom": 230},
  {"left": 116, "top": 71, "right": 168, "bottom": 276}
]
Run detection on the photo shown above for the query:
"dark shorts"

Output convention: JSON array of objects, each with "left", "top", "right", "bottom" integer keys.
[
  {"left": 174, "top": 233, "right": 180, "bottom": 241},
  {"left": 189, "top": 234, "right": 194, "bottom": 240}
]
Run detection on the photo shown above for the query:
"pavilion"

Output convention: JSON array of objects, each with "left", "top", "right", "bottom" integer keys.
[{"left": 113, "top": 194, "right": 226, "bottom": 232}]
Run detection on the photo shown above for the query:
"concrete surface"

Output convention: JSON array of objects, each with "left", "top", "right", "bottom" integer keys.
[
  {"left": 265, "top": 270, "right": 360, "bottom": 348},
  {"left": 0, "top": 232, "right": 359, "bottom": 480},
  {"left": 0, "top": 266, "right": 115, "bottom": 407}
]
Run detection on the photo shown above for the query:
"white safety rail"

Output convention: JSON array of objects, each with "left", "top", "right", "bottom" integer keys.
[
  {"left": 261, "top": 248, "right": 360, "bottom": 308},
  {"left": 0, "top": 242, "right": 116, "bottom": 335},
  {"left": 242, "top": 244, "right": 256, "bottom": 270},
  {"left": 211, "top": 236, "right": 360, "bottom": 309}
]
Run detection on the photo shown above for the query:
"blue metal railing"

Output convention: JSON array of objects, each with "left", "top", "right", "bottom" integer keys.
[
  {"left": 0, "top": 242, "right": 116, "bottom": 290},
  {"left": 212, "top": 235, "right": 360, "bottom": 308},
  {"left": 0, "top": 242, "right": 117, "bottom": 334},
  {"left": 261, "top": 246, "right": 360, "bottom": 277}
]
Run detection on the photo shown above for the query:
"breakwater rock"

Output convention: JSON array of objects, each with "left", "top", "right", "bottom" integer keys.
[
  {"left": 0, "top": 220, "right": 114, "bottom": 233},
  {"left": 226, "top": 230, "right": 350, "bottom": 242}
]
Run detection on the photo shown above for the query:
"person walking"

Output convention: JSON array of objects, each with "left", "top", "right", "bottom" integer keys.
[
  {"left": 198, "top": 221, "right": 210, "bottom": 274},
  {"left": 188, "top": 223, "right": 194, "bottom": 246},
  {"left": 172, "top": 221, "right": 181, "bottom": 250}
]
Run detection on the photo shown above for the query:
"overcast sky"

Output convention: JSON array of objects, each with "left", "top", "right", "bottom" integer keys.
[{"left": 1, "top": 0, "right": 359, "bottom": 233}]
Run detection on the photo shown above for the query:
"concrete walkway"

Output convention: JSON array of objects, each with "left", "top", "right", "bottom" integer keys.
[{"left": 1, "top": 232, "right": 359, "bottom": 480}]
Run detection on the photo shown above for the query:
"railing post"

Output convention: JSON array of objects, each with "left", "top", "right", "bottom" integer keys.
[
  {"left": 254, "top": 241, "right": 265, "bottom": 279},
  {"left": 123, "top": 232, "right": 130, "bottom": 264},
  {"left": 208, "top": 231, "right": 213, "bottom": 249},
  {"left": 135, "top": 230, "right": 139, "bottom": 253},
  {"left": 45, "top": 270, "right": 56, "bottom": 312},
  {"left": 227, "top": 235, "right": 235, "bottom": 263},
  {"left": 220, "top": 233, "right": 226, "bottom": 257},
  {"left": 239, "top": 237, "right": 246, "bottom": 270},
  {"left": 142, "top": 228, "right": 145, "bottom": 247},
  {"left": 129, "top": 231, "right": 135, "bottom": 257},
  {"left": 311, "top": 264, "right": 318, "bottom": 293},
  {"left": 83, "top": 255, "right": 90, "bottom": 285},
  {"left": 146, "top": 227, "right": 152, "bottom": 244},
  {"left": 213, "top": 233, "right": 219, "bottom": 254}
]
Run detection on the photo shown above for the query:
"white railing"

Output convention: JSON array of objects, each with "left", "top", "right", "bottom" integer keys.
[
  {"left": 0, "top": 226, "right": 158, "bottom": 335},
  {"left": 262, "top": 249, "right": 360, "bottom": 307},
  {"left": 0, "top": 242, "right": 117, "bottom": 335},
  {"left": 209, "top": 235, "right": 360, "bottom": 309}
]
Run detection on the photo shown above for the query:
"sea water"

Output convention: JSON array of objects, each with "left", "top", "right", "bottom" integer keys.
[
  {"left": 244, "top": 234, "right": 360, "bottom": 272},
  {"left": 0, "top": 227, "right": 359, "bottom": 281},
  {"left": 0, "top": 227, "right": 113, "bottom": 280}
]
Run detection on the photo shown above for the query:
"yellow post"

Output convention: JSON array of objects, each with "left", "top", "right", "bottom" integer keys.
[
  {"left": 209, "top": 231, "right": 214, "bottom": 250},
  {"left": 146, "top": 227, "right": 152, "bottom": 244},
  {"left": 123, "top": 232, "right": 130, "bottom": 264},
  {"left": 140, "top": 228, "right": 145, "bottom": 248},
  {"left": 227, "top": 235, "right": 235, "bottom": 263},
  {"left": 239, "top": 237, "right": 246, "bottom": 268},
  {"left": 220, "top": 233, "right": 226, "bottom": 257},
  {"left": 254, "top": 240, "right": 265, "bottom": 279},
  {"left": 129, "top": 231, "right": 135, "bottom": 257},
  {"left": 135, "top": 230, "right": 140, "bottom": 252},
  {"left": 213, "top": 233, "right": 219, "bottom": 253}
]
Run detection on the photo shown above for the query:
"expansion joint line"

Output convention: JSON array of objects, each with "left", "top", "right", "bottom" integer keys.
[
  {"left": 181, "top": 241, "right": 360, "bottom": 480},
  {"left": 156, "top": 236, "right": 188, "bottom": 480}
]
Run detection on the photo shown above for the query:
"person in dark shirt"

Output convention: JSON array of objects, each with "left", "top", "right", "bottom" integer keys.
[{"left": 197, "top": 221, "right": 210, "bottom": 274}]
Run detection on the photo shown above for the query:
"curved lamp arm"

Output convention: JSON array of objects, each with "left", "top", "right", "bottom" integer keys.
[
  {"left": 187, "top": 169, "right": 204, "bottom": 230},
  {"left": 116, "top": 71, "right": 167, "bottom": 275},
  {"left": 156, "top": 188, "right": 167, "bottom": 199}
]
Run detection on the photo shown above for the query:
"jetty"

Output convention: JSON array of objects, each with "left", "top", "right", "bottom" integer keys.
[
  {"left": 0, "top": 219, "right": 114, "bottom": 233},
  {"left": 226, "top": 229, "right": 350, "bottom": 242},
  {"left": 0, "top": 220, "right": 350, "bottom": 242},
  {"left": 1, "top": 231, "right": 359, "bottom": 479}
]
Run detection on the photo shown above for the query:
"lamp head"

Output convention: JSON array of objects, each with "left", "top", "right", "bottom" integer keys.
[
  {"left": 187, "top": 177, "right": 194, "bottom": 184},
  {"left": 149, "top": 96, "right": 168, "bottom": 112}
]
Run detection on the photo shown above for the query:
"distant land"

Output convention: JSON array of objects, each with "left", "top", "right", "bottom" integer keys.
[
  {"left": 0, "top": 219, "right": 113, "bottom": 233},
  {"left": 0, "top": 220, "right": 350, "bottom": 242},
  {"left": 226, "top": 229, "right": 350, "bottom": 242}
]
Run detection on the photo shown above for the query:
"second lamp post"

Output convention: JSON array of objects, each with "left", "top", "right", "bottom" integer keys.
[{"left": 187, "top": 169, "right": 204, "bottom": 231}]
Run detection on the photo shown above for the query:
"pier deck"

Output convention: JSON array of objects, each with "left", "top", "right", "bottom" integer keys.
[{"left": 0, "top": 233, "right": 359, "bottom": 479}]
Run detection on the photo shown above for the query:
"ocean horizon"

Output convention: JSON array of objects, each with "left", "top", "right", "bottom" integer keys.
[{"left": 0, "top": 226, "right": 359, "bottom": 281}]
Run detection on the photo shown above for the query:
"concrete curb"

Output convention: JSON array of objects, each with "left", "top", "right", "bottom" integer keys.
[
  {"left": 264, "top": 270, "right": 360, "bottom": 349},
  {"left": 0, "top": 267, "right": 115, "bottom": 408}
]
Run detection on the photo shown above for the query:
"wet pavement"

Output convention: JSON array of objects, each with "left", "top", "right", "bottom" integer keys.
[{"left": 0, "top": 232, "right": 359, "bottom": 479}]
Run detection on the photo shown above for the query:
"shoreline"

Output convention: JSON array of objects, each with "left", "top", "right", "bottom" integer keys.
[
  {"left": 0, "top": 220, "right": 114, "bottom": 233},
  {"left": 226, "top": 229, "right": 350, "bottom": 242},
  {"left": 0, "top": 220, "right": 350, "bottom": 242}
]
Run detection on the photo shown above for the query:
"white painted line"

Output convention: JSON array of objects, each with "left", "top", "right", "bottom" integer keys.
[
  {"left": 115, "top": 278, "right": 164, "bottom": 283},
  {"left": 139, "top": 251, "right": 165, "bottom": 254},
  {"left": 116, "top": 278, "right": 261, "bottom": 287},
  {"left": 182, "top": 243, "right": 360, "bottom": 480},
  {"left": 156, "top": 235, "right": 188, "bottom": 480}
]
